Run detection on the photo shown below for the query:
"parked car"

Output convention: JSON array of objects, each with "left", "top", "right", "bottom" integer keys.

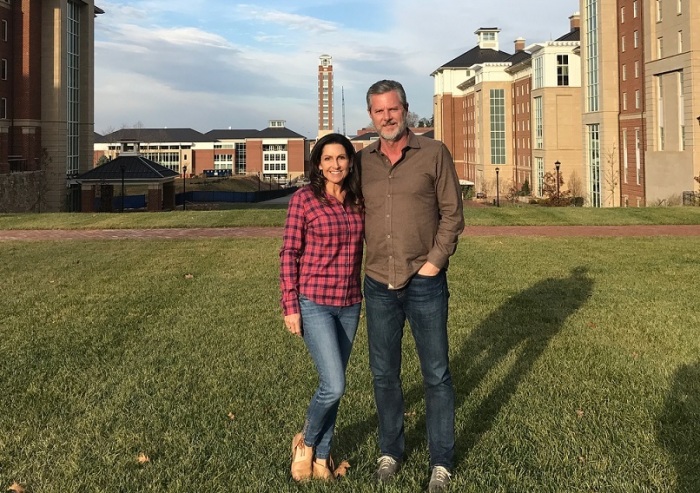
[{"left": 476, "top": 192, "right": 487, "bottom": 199}]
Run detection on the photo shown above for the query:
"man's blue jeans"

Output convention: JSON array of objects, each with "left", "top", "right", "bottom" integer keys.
[
  {"left": 364, "top": 272, "right": 455, "bottom": 469},
  {"left": 299, "top": 295, "right": 361, "bottom": 460}
]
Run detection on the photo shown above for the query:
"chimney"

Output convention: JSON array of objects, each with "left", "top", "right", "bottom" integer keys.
[
  {"left": 570, "top": 12, "right": 580, "bottom": 31},
  {"left": 514, "top": 37, "right": 526, "bottom": 52}
]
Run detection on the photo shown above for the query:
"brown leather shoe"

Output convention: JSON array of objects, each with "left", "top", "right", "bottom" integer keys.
[{"left": 290, "top": 433, "right": 313, "bottom": 481}]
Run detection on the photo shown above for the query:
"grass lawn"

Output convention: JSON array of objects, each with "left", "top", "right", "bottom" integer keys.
[
  {"left": 0, "top": 205, "right": 700, "bottom": 230},
  {"left": 1, "top": 235, "right": 698, "bottom": 492}
]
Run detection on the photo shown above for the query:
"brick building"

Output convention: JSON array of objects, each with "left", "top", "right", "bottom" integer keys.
[
  {"left": 94, "top": 120, "right": 309, "bottom": 184},
  {"left": 0, "top": 0, "right": 101, "bottom": 212}
]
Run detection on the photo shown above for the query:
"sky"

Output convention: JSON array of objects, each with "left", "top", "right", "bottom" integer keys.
[{"left": 94, "top": 0, "right": 579, "bottom": 139}]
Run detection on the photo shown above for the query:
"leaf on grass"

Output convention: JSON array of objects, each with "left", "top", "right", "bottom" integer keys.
[
  {"left": 632, "top": 352, "right": 639, "bottom": 359},
  {"left": 578, "top": 456, "right": 586, "bottom": 463},
  {"left": 7, "top": 482, "right": 25, "bottom": 493},
  {"left": 184, "top": 274, "right": 194, "bottom": 280},
  {"left": 227, "top": 412, "right": 236, "bottom": 421},
  {"left": 586, "top": 322, "right": 597, "bottom": 329},
  {"left": 576, "top": 409, "right": 584, "bottom": 418},
  {"left": 137, "top": 453, "right": 150, "bottom": 464},
  {"left": 333, "top": 460, "right": 351, "bottom": 478}
]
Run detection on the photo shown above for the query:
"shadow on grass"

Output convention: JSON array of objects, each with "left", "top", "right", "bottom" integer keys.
[
  {"left": 658, "top": 361, "right": 700, "bottom": 492},
  {"left": 404, "top": 266, "right": 594, "bottom": 467}
]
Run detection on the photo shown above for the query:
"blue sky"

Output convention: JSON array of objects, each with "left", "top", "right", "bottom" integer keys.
[{"left": 94, "top": 1, "right": 579, "bottom": 138}]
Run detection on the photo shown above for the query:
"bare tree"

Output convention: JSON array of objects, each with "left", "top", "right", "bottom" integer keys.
[
  {"left": 568, "top": 171, "right": 584, "bottom": 203},
  {"left": 604, "top": 144, "right": 620, "bottom": 207}
]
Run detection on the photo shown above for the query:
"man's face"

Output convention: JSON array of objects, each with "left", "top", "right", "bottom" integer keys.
[{"left": 368, "top": 90, "right": 407, "bottom": 142}]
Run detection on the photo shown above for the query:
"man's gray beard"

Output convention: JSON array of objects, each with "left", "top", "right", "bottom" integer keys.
[{"left": 379, "top": 122, "right": 406, "bottom": 141}]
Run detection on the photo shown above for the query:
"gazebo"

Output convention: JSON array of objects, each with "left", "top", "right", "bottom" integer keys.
[{"left": 76, "top": 144, "right": 179, "bottom": 212}]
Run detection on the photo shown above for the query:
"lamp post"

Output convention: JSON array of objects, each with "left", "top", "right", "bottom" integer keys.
[
  {"left": 120, "top": 163, "right": 125, "bottom": 213},
  {"left": 182, "top": 165, "right": 187, "bottom": 210},
  {"left": 554, "top": 160, "right": 561, "bottom": 199},
  {"left": 495, "top": 167, "right": 500, "bottom": 207}
]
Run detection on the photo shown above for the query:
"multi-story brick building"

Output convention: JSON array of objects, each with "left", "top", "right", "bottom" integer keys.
[
  {"left": 0, "top": 0, "right": 101, "bottom": 212},
  {"left": 94, "top": 120, "right": 309, "bottom": 184},
  {"left": 617, "top": 0, "right": 647, "bottom": 206},
  {"left": 433, "top": 20, "right": 581, "bottom": 199}
]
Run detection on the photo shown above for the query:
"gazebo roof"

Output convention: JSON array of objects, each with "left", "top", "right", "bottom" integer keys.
[{"left": 77, "top": 154, "right": 180, "bottom": 183}]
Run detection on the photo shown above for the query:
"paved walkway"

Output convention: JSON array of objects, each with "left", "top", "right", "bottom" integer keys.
[{"left": 1, "top": 224, "right": 699, "bottom": 241}]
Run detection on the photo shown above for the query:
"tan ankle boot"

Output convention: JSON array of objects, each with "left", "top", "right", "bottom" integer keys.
[
  {"left": 290, "top": 433, "right": 313, "bottom": 481},
  {"left": 312, "top": 458, "right": 334, "bottom": 481}
]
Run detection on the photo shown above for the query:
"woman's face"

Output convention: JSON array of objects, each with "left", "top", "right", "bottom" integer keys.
[{"left": 318, "top": 143, "right": 351, "bottom": 187}]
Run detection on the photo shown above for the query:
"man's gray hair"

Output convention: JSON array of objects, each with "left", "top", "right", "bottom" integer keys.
[{"left": 366, "top": 80, "right": 408, "bottom": 111}]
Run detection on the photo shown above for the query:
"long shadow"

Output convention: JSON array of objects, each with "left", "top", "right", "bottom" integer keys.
[
  {"left": 658, "top": 361, "right": 700, "bottom": 492},
  {"left": 403, "top": 266, "right": 594, "bottom": 466}
]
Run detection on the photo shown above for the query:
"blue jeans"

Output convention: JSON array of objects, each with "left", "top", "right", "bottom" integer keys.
[
  {"left": 299, "top": 295, "right": 361, "bottom": 460},
  {"left": 364, "top": 272, "right": 455, "bottom": 469}
]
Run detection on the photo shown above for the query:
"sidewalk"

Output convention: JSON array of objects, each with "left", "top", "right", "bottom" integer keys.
[{"left": 1, "top": 225, "right": 699, "bottom": 241}]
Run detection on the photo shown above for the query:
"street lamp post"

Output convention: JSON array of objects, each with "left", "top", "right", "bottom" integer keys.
[
  {"left": 120, "top": 163, "right": 125, "bottom": 213},
  {"left": 495, "top": 167, "right": 500, "bottom": 207},
  {"left": 555, "top": 160, "right": 561, "bottom": 199},
  {"left": 182, "top": 165, "right": 187, "bottom": 210}
]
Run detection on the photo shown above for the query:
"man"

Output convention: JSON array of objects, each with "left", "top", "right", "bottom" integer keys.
[{"left": 358, "top": 80, "right": 464, "bottom": 492}]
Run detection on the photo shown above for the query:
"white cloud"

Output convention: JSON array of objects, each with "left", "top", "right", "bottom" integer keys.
[{"left": 94, "top": 0, "right": 579, "bottom": 137}]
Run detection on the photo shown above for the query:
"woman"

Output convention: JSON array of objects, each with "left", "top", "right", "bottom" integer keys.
[{"left": 279, "top": 133, "right": 364, "bottom": 481}]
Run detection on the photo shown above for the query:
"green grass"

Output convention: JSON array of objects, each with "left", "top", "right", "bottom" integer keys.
[
  {"left": 1, "top": 205, "right": 700, "bottom": 230},
  {"left": 1, "top": 236, "right": 698, "bottom": 492}
]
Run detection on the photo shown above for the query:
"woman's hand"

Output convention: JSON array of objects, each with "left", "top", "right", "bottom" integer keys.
[{"left": 284, "top": 313, "right": 302, "bottom": 337}]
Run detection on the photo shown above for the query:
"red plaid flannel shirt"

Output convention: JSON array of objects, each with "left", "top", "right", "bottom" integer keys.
[{"left": 280, "top": 186, "right": 364, "bottom": 316}]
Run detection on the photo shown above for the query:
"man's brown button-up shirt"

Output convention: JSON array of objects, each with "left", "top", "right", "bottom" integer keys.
[{"left": 358, "top": 131, "right": 465, "bottom": 290}]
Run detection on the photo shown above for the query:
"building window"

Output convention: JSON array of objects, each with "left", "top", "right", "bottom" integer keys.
[
  {"left": 489, "top": 89, "right": 506, "bottom": 165},
  {"left": 533, "top": 56, "right": 543, "bottom": 89},
  {"left": 585, "top": 0, "right": 600, "bottom": 112},
  {"left": 534, "top": 96, "right": 543, "bottom": 149},
  {"left": 635, "top": 61, "right": 640, "bottom": 78},
  {"left": 1, "top": 98, "right": 6, "bottom": 119},
  {"left": 588, "top": 124, "right": 601, "bottom": 207},
  {"left": 622, "top": 129, "right": 628, "bottom": 184},
  {"left": 657, "top": 37, "right": 664, "bottom": 58},
  {"left": 66, "top": 0, "right": 80, "bottom": 176},
  {"left": 657, "top": 77, "right": 664, "bottom": 150},
  {"left": 635, "top": 129, "right": 641, "bottom": 185},
  {"left": 1, "top": 20, "right": 6, "bottom": 42},
  {"left": 677, "top": 0, "right": 682, "bottom": 14},
  {"left": 677, "top": 30, "right": 683, "bottom": 52},
  {"left": 557, "top": 55, "right": 569, "bottom": 86},
  {"left": 620, "top": 6, "right": 625, "bottom": 22},
  {"left": 634, "top": 31, "right": 639, "bottom": 48},
  {"left": 678, "top": 72, "right": 685, "bottom": 150},
  {"left": 635, "top": 90, "right": 640, "bottom": 109},
  {"left": 621, "top": 35, "right": 625, "bottom": 52},
  {"left": 535, "top": 157, "right": 544, "bottom": 196},
  {"left": 656, "top": 0, "right": 662, "bottom": 21},
  {"left": 622, "top": 64, "right": 627, "bottom": 81},
  {"left": 1, "top": 58, "right": 6, "bottom": 80},
  {"left": 633, "top": 1, "right": 638, "bottom": 17},
  {"left": 622, "top": 92, "right": 627, "bottom": 111},
  {"left": 235, "top": 144, "right": 246, "bottom": 174}
]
